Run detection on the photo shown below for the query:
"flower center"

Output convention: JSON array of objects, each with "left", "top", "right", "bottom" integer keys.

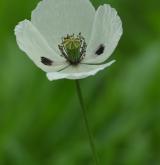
[{"left": 58, "top": 33, "right": 87, "bottom": 65}]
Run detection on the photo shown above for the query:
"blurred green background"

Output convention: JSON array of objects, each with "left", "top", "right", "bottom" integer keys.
[{"left": 0, "top": 0, "right": 160, "bottom": 164}]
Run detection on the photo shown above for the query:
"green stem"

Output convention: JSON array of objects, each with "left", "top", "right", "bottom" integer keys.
[{"left": 75, "top": 80, "right": 99, "bottom": 165}]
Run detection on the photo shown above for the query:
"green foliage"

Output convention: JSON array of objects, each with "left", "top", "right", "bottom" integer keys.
[{"left": 0, "top": 0, "right": 160, "bottom": 164}]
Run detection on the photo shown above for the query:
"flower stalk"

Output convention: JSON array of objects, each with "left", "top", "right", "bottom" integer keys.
[{"left": 75, "top": 80, "right": 99, "bottom": 165}]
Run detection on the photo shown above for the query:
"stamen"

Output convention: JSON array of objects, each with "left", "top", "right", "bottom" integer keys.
[{"left": 58, "top": 33, "right": 87, "bottom": 65}]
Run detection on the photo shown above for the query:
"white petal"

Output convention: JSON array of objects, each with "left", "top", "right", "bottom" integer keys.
[
  {"left": 31, "top": 0, "right": 95, "bottom": 53},
  {"left": 47, "top": 60, "right": 115, "bottom": 81},
  {"left": 15, "top": 20, "right": 67, "bottom": 72},
  {"left": 83, "top": 4, "right": 123, "bottom": 63}
]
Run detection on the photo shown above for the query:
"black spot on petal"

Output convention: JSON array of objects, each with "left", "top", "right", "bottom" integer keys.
[
  {"left": 41, "top": 57, "right": 53, "bottom": 66},
  {"left": 95, "top": 44, "right": 105, "bottom": 55}
]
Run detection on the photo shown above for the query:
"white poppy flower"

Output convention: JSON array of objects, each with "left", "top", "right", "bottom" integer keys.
[{"left": 15, "top": 0, "right": 123, "bottom": 81}]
